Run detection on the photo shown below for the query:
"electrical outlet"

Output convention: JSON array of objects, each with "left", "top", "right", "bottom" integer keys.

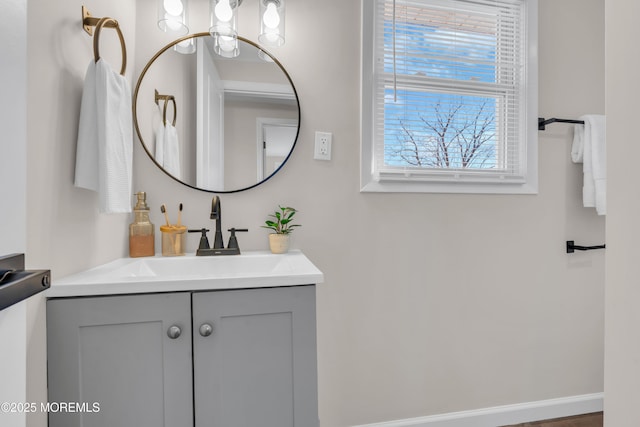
[{"left": 314, "top": 131, "right": 332, "bottom": 161}]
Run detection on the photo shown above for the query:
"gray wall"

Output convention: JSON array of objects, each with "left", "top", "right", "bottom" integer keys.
[
  {"left": 605, "top": 1, "right": 640, "bottom": 426},
  {"left": 24, "top": 0, "right": 605, "bottom": 426}
]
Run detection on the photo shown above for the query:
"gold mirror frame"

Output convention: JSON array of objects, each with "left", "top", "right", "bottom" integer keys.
[{"left": 133, "top": 34, "right": 300, "bottom": 193}]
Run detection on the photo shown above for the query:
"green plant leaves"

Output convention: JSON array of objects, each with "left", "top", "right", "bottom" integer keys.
[{"left": 262, "top": 205, "right": 301, "bottom": 234}]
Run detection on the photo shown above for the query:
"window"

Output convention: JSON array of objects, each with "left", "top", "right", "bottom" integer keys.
[{"left": 361, "top": 0, "right": 538, "bottom": 193}]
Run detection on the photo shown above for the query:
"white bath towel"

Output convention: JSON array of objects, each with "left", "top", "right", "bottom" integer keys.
[
  {"left": 95, "top": 59, "right": 133, "bottom": 213},
  {"left": 74, "top": 61, "right": 99, "bottom": 192},
  {"left": 572, "top": 115, "right": 606, "bottom": 215},
  {"left": 74, "top": 58, "right": 133, "bottom": 213},
  {"left": 163, "top": 123, "right": 181, "bottom": 180}
]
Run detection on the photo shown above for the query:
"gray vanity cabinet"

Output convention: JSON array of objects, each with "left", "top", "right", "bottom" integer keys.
[
  {"left": 46, "top": 292, "right": 194, "bottom": 427},
  {"left": 46, "top": 285, "right": 318, "bottom": 427},
  {"left": 192, "top": 285, "right": 318, "bottom": 427}
]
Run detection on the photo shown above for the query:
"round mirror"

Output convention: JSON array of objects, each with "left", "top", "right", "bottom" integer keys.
[{"left": 133, "top": 34, "right": 300, "bottom": 193}]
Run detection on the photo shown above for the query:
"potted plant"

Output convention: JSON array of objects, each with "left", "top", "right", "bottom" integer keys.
[{"left": 262, "top": 205, "right": 300, "bottom": 254}]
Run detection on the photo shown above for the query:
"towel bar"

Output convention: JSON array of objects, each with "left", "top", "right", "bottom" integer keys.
[
  {"left": 538, "top": 117, "right": 585, "bottom": 131},
  {"left": 566, "top": 240, "right": 606, "bottom": 254}
]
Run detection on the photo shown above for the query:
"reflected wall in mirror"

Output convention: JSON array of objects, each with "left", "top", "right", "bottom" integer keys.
[{"left": 134, "top": 34, "right": 299, "bottom": 193}]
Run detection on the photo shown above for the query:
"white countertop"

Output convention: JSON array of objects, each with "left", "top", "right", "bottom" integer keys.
[{"left": 47, "top": 250, "right": 324, "bottom": 298}]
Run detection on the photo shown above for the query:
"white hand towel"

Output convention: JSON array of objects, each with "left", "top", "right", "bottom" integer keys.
[
  {"left": 163, "top": 123, "right": 181, "bottom": 180},
  {"left": 587, "top": 115, "right": 607, "bottom": 215},
  {"left": 95, "top": 59, "right": 133, "bottom": 214},
  {"left": 571, "top": 122, "right": 584, "bottom": 163},
  {"left": 581, "top": 118, "right": 595, "bottom": 209},
  {"left": 576, "top": 115, "right": 606, "bottom": 215},
  {"left": 155, "top": 117, "right": 165, "bottom": 167},
  {"left": 74, "top": 60, "right": 98, "bottom": 191}
]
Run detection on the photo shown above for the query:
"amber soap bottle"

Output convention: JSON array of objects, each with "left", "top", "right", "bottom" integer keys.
[{"left": 129, "top": 192, "right": 155, "bottom": 257}]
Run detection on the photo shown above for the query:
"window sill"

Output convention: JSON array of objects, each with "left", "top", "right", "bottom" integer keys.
[{"left": 360, "top": 177, "right": 538, "bottom": 195}]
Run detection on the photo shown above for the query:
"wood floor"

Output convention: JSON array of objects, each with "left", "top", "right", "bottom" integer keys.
[{"left": 503, "top": 412, "right": 603, "bottom": 427}]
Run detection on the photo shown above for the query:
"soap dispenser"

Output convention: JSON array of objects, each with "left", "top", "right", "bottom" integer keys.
[{"left": 129, "top": 192, "right": 155, "bottom": 258}]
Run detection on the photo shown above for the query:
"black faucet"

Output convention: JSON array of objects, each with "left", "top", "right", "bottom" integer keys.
[
  {"left": 210, "top": 196, "right": 224, "bottom": 249},
  {"left": 188, "top": 196, "right": 248, "bottom": 256}
]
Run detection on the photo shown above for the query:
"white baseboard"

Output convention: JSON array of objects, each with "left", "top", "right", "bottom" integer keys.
[{"left": 352, "top": 393, "right": 603, "bottom": 427}]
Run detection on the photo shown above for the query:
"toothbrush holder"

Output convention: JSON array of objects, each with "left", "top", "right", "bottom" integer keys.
[{"left": 160, "top": 225, "right": 187, "bottom": 256}]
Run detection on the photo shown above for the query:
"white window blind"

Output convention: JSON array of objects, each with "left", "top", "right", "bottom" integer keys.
[{"left": 362, "top": 0, "right": 538, "bottom": 193}]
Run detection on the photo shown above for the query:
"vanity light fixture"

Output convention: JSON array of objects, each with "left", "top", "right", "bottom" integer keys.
[
  {"left": 208, "top": 0, "right": 285, "bottom": 58},
  {"left": 158, "top": 0, "right": 189, "bottom": 35},
  {"left": 258, "top": 0, "right": 285, "bottom": 48},
  {"left": 209, "top": 0, "right": 240, "bottom": 57}
]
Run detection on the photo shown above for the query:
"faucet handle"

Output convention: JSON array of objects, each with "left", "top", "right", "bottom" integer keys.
[
  {"left": 188, "top": 228, "right": 211, "bottom": 250},
  {"left": 227, "top": 228, "right": 248, "bottom": 250}
]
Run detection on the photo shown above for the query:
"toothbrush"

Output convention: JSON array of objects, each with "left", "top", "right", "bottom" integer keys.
[
  {"left": 160, "top": 204, "right": 171, "bottom": 227},
  {"left": 175, "top": 203, "right": 183, "bottom": 255},
  {"left": 161, "top": 204, "right": 179, "bottom": 255}
]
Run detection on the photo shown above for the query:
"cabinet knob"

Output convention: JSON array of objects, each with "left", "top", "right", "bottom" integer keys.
[
  {"left": 167, "top": 325, "right": 182, "bottom": 339},
  {"left": 199, "top": 323, "right": 214, "bottom": 337}
]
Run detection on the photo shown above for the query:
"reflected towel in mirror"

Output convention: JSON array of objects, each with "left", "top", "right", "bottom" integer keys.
[
  {"left": 163, "top": 123, "right": 181, "bottom": 180},
  {"left": 155, "top": 118, "right": 165, "bottom": 166}
]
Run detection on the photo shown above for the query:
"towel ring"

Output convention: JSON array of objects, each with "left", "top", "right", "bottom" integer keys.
[
  {"left": 155, "top": 90, "right": 177, "bottom": 126},
  {"left": 93, "top": 17, "right": 127, "bottom": 76},
  {"left": 162, "top": 98, "right": 177, "bottom": 127}
]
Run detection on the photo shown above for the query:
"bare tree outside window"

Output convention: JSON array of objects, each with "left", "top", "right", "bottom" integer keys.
[{"left": 388, "top": 98, "right": 497, "bottom": 170}]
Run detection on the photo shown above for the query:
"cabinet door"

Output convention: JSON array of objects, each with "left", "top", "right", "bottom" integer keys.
[
  {"left": 193, "top": 285, "right": 318, "bottom": 427},
  {"left": 47, "top": 293, "right": 193, "bottom": 427}
]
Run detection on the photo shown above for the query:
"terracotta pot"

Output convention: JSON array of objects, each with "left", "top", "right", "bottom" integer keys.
[{"left": 268, "top": 234, "right": 290, "bottom": 254}]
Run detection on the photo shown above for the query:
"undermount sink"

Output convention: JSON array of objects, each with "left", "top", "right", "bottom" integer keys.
[{"left": 48, "top": 250, "right": 324, "bottom": 297}]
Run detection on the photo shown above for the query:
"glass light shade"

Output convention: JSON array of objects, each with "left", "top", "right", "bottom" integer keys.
[
  {"left": 158, "top": 0, "right": 189, "bottom": 35},
  {"left": 213, "top": 34, "right": 239, "bottom": 58},
  {"left": 174, "top": 38, "right": 196, "bottom": 54},
  {"left": 210, "top": 0, "right": 239, "bottom": 57},
  {"left": 258, "top": 0, "right": 285, "bottom": 47}
]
